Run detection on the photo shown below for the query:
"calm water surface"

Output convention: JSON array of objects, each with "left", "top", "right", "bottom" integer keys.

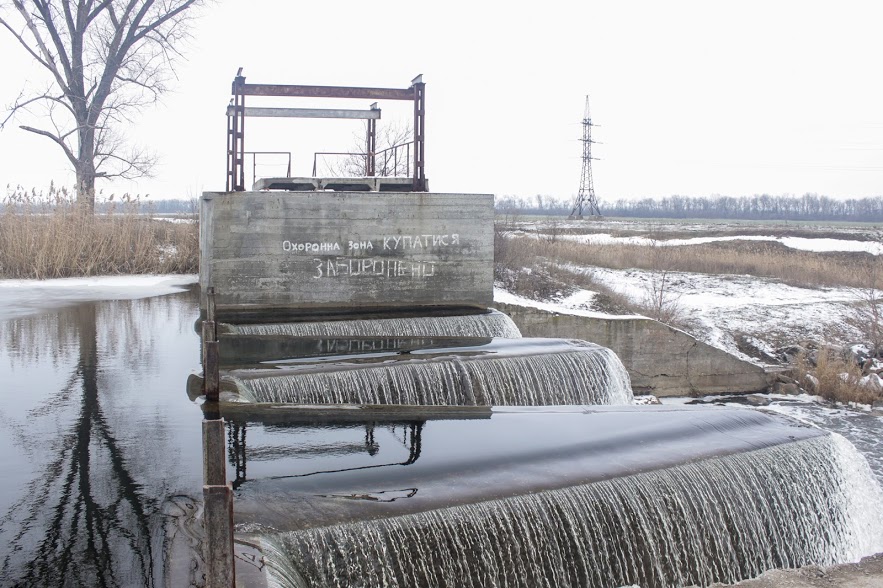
[{"left": 0, "top": 286, "right": 204, "bottom": 587}]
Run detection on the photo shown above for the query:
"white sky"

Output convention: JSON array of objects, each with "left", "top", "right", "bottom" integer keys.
[{"left": 2, "top": 0, "right": 883, "bottom": 202}]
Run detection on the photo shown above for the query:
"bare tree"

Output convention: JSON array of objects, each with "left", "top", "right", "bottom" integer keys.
[
  {"left": 643, "top": 268, "right": 684, "bottom": 326},
  {"left": 847, "top": 258, "right": 883, "bottom": 357},
  {"left": 1, "top": 0, "right": 203, "bottom": 211},
  {"left": 641, "top": 240, "right": 685, "bottom": 326},
  {"left": 322, "top": 119, "right": 413, "bottom": 178}
]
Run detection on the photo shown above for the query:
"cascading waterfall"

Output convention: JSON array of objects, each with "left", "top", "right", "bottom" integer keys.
[
  {"left": 260, "top": 433, "right": 883, "bottom": 588},
  {"left": 223, "top": 312, "right": 523, "bottom": 339},
  {"left": 234, "top": 346, "right": 633, "bottom": 406}
]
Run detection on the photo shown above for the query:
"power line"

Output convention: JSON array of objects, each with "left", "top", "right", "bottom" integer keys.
[{"left": 568, "top": 96, "right": 602, "bottom": 219}]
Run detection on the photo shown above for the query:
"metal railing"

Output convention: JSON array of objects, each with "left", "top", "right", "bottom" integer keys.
[
  {"left": 245, "top": 151, "right": 291, "bottom": 188},
  {"left": 376, "top": 141, "right": 413, "bottom": 177},
  {"left": 312, "top": 152, "right": 366, "bottom": 177},
  {"left": 311, "top": 141, "right": 414, "bottom": 178}
]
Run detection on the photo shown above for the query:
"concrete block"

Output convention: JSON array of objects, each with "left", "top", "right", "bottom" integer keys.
[
  {"left": 200, "top": 192, "right": 493, "bottom": 316},
  {"left": 203, "top": 484, "right": 235, "bottom": 588},
  {"left": 495, "top": 303, "right": 770, "bottom": 397}
]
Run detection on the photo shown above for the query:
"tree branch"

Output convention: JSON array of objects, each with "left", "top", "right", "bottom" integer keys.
[
  {"left": 2, "top": 89, "right": 76, "bottom": 129},
  {"left": 0, "top": 15, "right": 56, "bottom": 76},
  {"left": 129, "top": 0, "right": 200, "bottom": 45},
  {"left": 29, "top": 0, "right": 75, "bottom": 87},
  {"left": 20, "top": 124, "right": 78, "bottom": 166}
]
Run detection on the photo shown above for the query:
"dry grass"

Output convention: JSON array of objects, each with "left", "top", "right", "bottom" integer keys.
[
  {"left": 0, "top": 186, "right": 198, "bottom": 279},
  {"left": 494, "top": 225, "right": 642, "bottom": 317},
  {"left": 501, "top": 231, "right": 879, "bottom": 289},
  {"left": 793, "top": 350, "right": 882, "bottom": 405}
]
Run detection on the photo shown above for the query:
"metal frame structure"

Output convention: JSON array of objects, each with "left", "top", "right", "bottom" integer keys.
[
  {"left": 569, "top": 96, "right": 602, "bottom": 219},
  {"left": 226, "top": 69, "right": 427, "bottom": 192}
]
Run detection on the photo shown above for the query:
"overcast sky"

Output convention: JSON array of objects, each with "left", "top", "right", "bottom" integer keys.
[{"left": 2, "top": 0, "right": 882, "bottom": 202}]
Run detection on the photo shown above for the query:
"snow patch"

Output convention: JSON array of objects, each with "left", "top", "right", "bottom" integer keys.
[
  {"left": 493, "top": 287, "right": 643, "bottom": 320},
  {"left": 570, "top": 265, "right": 862, "bottom": 364},
  {"left": 0, "top": 274, "right": 198, "bottom": 320},
  {"left": 556, "top": 233, "right": 883, "bottom": 255}
]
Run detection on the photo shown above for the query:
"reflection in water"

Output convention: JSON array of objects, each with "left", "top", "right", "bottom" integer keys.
[
  {"left": 0, "top": 291, "right": 203, "bottom": 588},
  {"left": 227, "top": 421, "right": 424, "bottom": 489}
]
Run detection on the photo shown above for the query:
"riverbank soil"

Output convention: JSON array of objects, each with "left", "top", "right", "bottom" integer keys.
[{"left": 708, "top": 553, "right": 883, "bottom": 587}]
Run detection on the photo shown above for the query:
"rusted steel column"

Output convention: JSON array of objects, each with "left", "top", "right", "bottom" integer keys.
[
  {"left": 366, "top": 115, "right": 377, "bottom": 177},
  {"left": 229, "top": 70, "right": 246, "bottom": 191},
  {"left": 412, "top": 75, "right": 426, "bottom": 191}
]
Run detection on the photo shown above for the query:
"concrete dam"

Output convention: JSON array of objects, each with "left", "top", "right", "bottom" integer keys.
[
  {"left": 195, "top": 186, "right": 883, "bottom": 588},
  {"left": 202, "top": 70, "right": 883, "bottom": 585}
]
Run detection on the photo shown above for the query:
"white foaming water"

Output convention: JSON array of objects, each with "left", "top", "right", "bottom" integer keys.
[
  {"left": 259, "top": 434, "right": 883, "bottom": 588},
  {"left": 226, "top": 313, "right": 523, "bottom": 339},
  {"left": 828, "top": 432, "right": 883, "bottom": 560},
  {"left": 235, "top": 346, "right": 634, "bottom": 406}
]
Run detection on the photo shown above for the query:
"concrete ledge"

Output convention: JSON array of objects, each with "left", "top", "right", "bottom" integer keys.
[
  {"left": 494, "top": 302, "right": 770, "bottom": 397},
  {"left": 253, "top": 177, "right": 419, "bottom": 192}
]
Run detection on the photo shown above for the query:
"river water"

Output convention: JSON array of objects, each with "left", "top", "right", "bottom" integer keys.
[
  {"left": 0, "top": 284, "right": 881, "bottom": 587},
  {"left": 0, "top": 282, "right": 204, "bottom": 587}
]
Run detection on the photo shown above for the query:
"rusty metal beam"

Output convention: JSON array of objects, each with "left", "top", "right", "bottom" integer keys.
[
  {"left": 240, "top": 83, "right": 413, "bottom": 101},
  {"left": 225, "top": 106, "right": 382, "bottom": 119}
]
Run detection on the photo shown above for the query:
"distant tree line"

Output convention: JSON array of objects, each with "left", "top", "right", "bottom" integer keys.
[
  {"left": 495, "top": 193, "right": 883, "bottom": 222},
  {"left": 90, "top": 197, "right": 197, "bottom": 214}
]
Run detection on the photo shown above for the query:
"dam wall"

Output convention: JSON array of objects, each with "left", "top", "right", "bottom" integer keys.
[
  {"left": 199, "top": 191, "right": 493, "bottom": 316},
  {"left": 495, "top": 302, "right": 770, "bottom": 397}
]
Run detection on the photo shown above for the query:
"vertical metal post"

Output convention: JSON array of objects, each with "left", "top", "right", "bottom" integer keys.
[
  {"left": 230, "top": 70, "right": 246, "bottom": 191},
  {"left": 227, "top": 77, "right": 239, "bottom": 191},
  {"left": 366, "top": 102, "right": 378, "bottom": 177},
  {"left": 411, "top": 75, "right": 426, "bottom": 191}
]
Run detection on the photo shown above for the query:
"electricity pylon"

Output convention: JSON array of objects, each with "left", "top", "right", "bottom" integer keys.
[{"left": 568, "top": 96, "right": 602, "bottom": 219}]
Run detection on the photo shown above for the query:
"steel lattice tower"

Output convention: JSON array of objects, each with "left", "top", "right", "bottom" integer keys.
[{"left": 568, "top": 96, "right": 602, "bottom": 219}]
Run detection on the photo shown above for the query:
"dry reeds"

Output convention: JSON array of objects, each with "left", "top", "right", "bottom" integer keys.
[
  {"left": 794, "top": 350, "right": 882, "bottom": 405},
  {"left": 500, "top": 232, "right": 879, "bottom": 289},
  {"left": 0, "top": 185, "right": 198, "bottom": 279}
]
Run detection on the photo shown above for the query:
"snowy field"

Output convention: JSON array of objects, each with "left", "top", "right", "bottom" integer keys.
[
  {"left": 569, "top": 265, "right": 861, "bottom": 363},
  {"left": 498, "top": 218, "right": 880, "bottom": 365},
  {"left": 557, "top": 232, "right": 883, "bottom": 255}
]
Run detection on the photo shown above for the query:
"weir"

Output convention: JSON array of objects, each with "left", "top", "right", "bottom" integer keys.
[
  {"left": 253, "top": 431, "right": 883, "bottom": 588},
  {"left": 195, "top": 73, "right": 883, "bottom": 588},
  {"left": 227, "top": 338, "right": 633, "bottom": 406}
]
